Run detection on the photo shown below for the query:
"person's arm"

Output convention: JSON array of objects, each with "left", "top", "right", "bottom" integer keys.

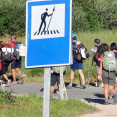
[
  {"left": 88, "top": 50, "right": 95, "bottom": 57},
  {"left": 0, "top": 48, "right": 2, "bottom": 58},
  {"left": 98, "top": 55, "right": 103, "bottom": 82}
]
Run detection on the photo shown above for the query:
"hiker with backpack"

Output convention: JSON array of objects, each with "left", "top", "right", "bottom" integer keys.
[
  {"left": 67, "top": 34, "right": 86, "bottom": 89},
  {"left": 0, "top": 40, "right": 13, "bottom": 87},
  {"left": 87, "top": 38, "right": 104, "bottom": 87},
  {"left": 10, "top": 35, "right": 24, "bottom": 84},
  {"left": 50, "top": 66, "right": 66, "bottom": 99},
  {"left": 98, "top": 43, "right": 117, "bottom": 105}
]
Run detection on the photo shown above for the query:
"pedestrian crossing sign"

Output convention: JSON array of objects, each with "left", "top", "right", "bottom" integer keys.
[{"left": 25, "top": 0, "right": 72, "bottom": 68}]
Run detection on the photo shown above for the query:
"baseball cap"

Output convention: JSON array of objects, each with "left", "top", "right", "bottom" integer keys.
[{"left": 72, "top": 34, "right": 77, "bottom": 40}]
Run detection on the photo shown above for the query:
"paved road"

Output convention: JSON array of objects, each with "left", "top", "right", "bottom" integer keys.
[{"left": 0, "top": 83, "right": 113, "bottom": 104}]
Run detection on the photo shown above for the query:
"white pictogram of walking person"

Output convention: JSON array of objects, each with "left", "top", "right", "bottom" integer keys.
[{"left": 34, "top": 7, "right": 55, "bottom": 36}]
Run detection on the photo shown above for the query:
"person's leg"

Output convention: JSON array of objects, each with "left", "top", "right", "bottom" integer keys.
[
  {"left": 102, "top": 72, "right": 109, "bottom": 104},
  {"left": 109, "top": 85, "right": 115, "bottom": 95},
  {"left": 104, "top": 84, "right": 109, "bottom": 100},
  {"left": 11, "top": 59, "right": 17, "bottom": 83},
  {"left": 2, "top": 74, "right": 9, "bottom": 81},
  {"left": 67, "top": 70, "right": 75, "bottom": 89},
  {"left": 69, "top": 70, "right": 75, "bottom": 85},
  {"left": 57, "top": 75, "right": 60, "bottom": 95},
  {"left": 108, "top": 72, "right": 117, "bottom": 104},
  {"left": 58, "top": 85, "right": 60, "bottom": 95},
  {"left": 95, "top": 65, "right": 100, "bottom": 87},
  {"left": 50, "top": 86, "right": 54, "bottom": 97},
  {"left": 17, "top": 68, "right": 24, "bottom": 84},
  {"left": 16, "top": 68, "right": 22, "bottom": 76},
  {"left": 50, "top": 73, "right": 56, "bottom": 99},
  {"left": 15, "top": 58, "right": 24, "bottom": 84},
  {"left": 78, "top": 69, "right": 85, "bottom": 84},
  {"left": 2, "top": 62, "right": 11, "bottom": 86},
  {"left": 12, "top": 68, "right": 16, "bottom": 81}
]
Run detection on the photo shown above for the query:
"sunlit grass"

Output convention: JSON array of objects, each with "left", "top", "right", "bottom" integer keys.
[{"left": 0, "top": 91, "right": 96, "bottom": 117}]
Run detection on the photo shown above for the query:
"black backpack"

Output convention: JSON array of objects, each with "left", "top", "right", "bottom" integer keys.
[
  {"left": 93, "top": 45, "right": 102, "bottom": 66},
  {"left": 1, "top": 48, "right": 14, "bottom": 62},
  {"left": 73, "top": 45, "right": 86, "bottom": 61}
]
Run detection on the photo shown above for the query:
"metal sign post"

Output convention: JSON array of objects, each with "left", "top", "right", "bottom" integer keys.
[
  {"left": 60, "top": 66, "right": 64, "bottom": 100},
  {"left": 43, "top": 67, "right": 51, "bottom": 117}
]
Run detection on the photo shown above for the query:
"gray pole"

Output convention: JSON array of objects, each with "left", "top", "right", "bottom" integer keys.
[
  {"left": 60, "top": 66, "right": 64, "bottom": 100},
  {"left": 43, "top": 67, "right": 51, "bottom": 117}
]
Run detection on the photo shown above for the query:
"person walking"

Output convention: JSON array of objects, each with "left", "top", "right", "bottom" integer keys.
[
  {"left": 87, "top": 38, "right": 103, "bottom": 87},
  {"left": 98, "top": 43, "right": 117, "bottom": 105},
  {"left": 11, "top": 35, "right": 24, "bottom": 84},
  {"left": 67, "top": 34, "right": 86, "bottom": 89},
  {"left": 50, "top": 66, "right": 66, "bottom": 99}
]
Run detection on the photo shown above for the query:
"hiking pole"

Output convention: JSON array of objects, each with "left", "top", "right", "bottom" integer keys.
[
  {"left": 63, "top": 79, "right": 68, "bottom": 100},
  {"left": 46, "top": 6, "right": 55, "bottom": 31},
  {"left": 87, "top": 58, "right": 90, "bottom": 87}
]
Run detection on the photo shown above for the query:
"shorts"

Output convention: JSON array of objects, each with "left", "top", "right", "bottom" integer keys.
[
  {"left": 11, "top": 58, "right": 22, "bottom": 69},
  {"left": 2, "top": 60, "right": 11, "bottom": 74},
  {"left": 51, "top": 73, "right": 60, "bottom": 86},
  {"left": 71, "top": 58, "right": 83, "bottom": 71},
  {"left": 102, "top": 72, "right": 116, "bottom": 86}
]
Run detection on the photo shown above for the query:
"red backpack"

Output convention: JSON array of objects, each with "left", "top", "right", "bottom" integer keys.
[{"left": 73, "top": 45, "right": 82, "bottom": 61}]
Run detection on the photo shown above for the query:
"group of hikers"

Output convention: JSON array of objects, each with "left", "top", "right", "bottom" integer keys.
[
  {"left": 67, "top": 34, "right": 117, "bottom": 105},
  {"left": 50, "top": 34, "right": 117, "bottom": 105},
  {"left": 0, "top": 35, "right": 25, "bottom": 87},
  {"left": 0, "top": 34, "right": 117, "bottom": 105}
]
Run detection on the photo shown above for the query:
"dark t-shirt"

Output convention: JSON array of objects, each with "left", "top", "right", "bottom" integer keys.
[{"left": 114, "top": 52, "right": 117, "bottom": 59}]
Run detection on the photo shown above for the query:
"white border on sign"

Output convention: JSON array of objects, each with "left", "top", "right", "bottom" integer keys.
[{"left": 25, "top": 0, "right": 72, "bottom": 68}]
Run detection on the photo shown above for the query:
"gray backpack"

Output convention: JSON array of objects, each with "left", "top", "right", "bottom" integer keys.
[{"left": 103, "top": 51, "right": 117, "bottom": 72}]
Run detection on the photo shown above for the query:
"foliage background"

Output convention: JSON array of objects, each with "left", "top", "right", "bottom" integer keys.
[{"left": 0, "top": 0, "right": 117, "bottom": 36}]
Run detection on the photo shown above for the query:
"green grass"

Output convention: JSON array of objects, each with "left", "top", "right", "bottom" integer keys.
[
  {"left": 1, "top": 30, "right": 117, "bottom": 84},
  {"left": 0, "top": 91, "right": 96, "bottom": 117}
]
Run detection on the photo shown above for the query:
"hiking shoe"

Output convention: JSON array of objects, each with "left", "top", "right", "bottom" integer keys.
[
  {"left": 56, "top": 91, "right": 60, "bottom": 95},
  {"left": 100, "top": 83, "right": 104, "bottom": 88},
  {"left": 108, "top": 93, "right": 113, "bottom": 100},
  {"left": 104, "top": 100, "right": 109, "bottom": 105},
  {"left": 80, "top": 84, "right": 86, "bottom": 89},
  {"left": 21, "top": 74, "right": 26, "bottom": 79},
  {"left": 7, "top": 80, "right": 11, "bottom": 87},
  {"left": 112, "top": 94, "right": 117, "bottom": 104},
  {"left": 12, "top": 81, "right": 17, "bottom": 85},
  {"left": 17, "top": 79, "right": 24, "bottom": 84},
  {"left": 50, "top": 96, "right": 55, "bottom": 100},
  {"left": 95, "top": 81, "right": 99, "bottom": 87},
  {"left": 67, "top": 84, "right": 72, "bottom": 89}
]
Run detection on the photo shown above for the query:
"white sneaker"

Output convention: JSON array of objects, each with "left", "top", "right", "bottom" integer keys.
[{"left": 100, "top": 83, "right": 104, "bottom": 88}]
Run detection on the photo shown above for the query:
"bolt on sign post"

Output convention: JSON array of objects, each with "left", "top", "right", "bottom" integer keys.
[{"left": 26, "top": 0, "right": 72, "bottom": 116}]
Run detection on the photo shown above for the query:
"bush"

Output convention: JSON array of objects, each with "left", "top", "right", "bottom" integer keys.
[
  {"left": 0, "top": 0, "right": 117, "bottom": 35},
  {"left": 0, "top": 90, "right": 16, "bottom": 103}
]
